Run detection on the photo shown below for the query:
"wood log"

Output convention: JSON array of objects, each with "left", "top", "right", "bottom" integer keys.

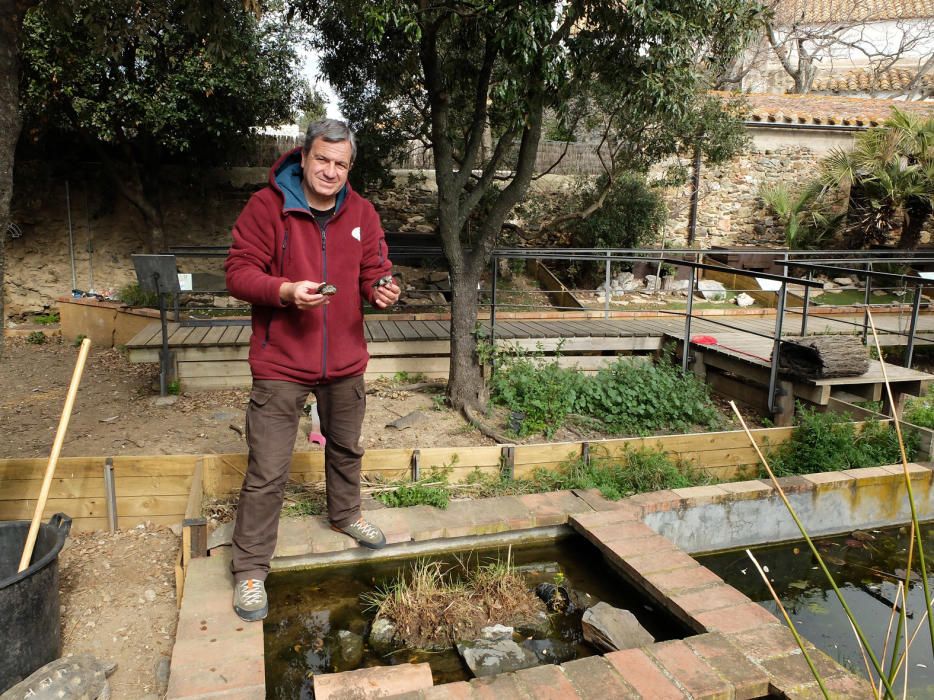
[{"left": 779, "top": 336, "right": 869, "bottom": 380}]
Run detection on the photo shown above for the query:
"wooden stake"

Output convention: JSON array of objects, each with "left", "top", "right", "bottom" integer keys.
[{"left": 18, "top": 337, "right": 91, "bottom": 572}]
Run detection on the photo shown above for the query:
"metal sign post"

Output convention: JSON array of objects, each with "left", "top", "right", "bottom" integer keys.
[{"left": 131, "top": 254, "right": 181, "bottom": 396}]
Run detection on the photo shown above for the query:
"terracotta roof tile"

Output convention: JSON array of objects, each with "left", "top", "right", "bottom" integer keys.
[
  {"left": 812, "top": 67, "right": 934, "bottom": 93},
  {"left": 773, "top": 0, "right": 934, "bottom": 24},
  {"left": 714, "top": 91, "right": 934, "bottom": 126}
]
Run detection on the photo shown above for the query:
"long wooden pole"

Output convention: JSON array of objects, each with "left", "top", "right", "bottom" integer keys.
[{"left": 18, "top": 337, "right": 91, "bottom": 572}]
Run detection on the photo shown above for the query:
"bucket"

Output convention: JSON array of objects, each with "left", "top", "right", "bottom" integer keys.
[{"left": 0, "top": 513, "right": 72, "bottom": 692}]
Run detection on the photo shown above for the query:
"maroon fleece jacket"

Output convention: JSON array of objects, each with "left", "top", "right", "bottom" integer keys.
[{"left": 225, "top": 149, "right": 391, "bottom": 385}]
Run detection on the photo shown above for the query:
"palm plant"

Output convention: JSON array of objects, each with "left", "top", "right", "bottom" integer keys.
[
  {"left": 760, "top": 180, "right": 844, "bottom": 249},
  {"left": 818, "top": 109, "right": 933, "bottom": 250}
]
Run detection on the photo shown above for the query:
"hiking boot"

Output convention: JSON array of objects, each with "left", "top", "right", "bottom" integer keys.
[
  {"left": 331, "top": 518, "right": 386, "bottom": 549},
  {"left": 233, "top": 578, "right": 268, "bottom": 622}
]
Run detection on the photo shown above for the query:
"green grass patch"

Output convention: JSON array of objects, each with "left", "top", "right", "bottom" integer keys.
[
  {"left": 904, "top": 388, "right": 934, "bottom": 429},
  {"left": 766, "top": 404, "right": 915, "bottom": 477},
  {"left": 811, "top": 289, "right": 905, "bottom": 306}
]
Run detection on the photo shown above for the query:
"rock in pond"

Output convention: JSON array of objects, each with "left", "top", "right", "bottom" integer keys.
[
  {"left": 456, "top": 635, "right": 539, "bottom": 678},
  {"left": 368, "top": 618, "right": 398, "bottom": 655},
  {"left": 335, "top": 630, "right": 364, "bottom": 670},
  {"left": 581, "top": 602, "right": 655, "bottom": 652}
]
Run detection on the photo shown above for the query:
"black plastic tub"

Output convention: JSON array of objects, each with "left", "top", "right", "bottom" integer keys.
[{"left": 0, "top": 513, "right": 72, "bottom": 693}]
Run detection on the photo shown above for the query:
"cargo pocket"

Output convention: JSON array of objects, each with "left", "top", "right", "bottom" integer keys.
[{"left": 245, "top": 387, "right": 273, "bottom": 442}]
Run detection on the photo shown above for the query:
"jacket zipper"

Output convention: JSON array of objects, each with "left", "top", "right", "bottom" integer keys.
[
  {"left": 321, "top": 224, "right": 328, "bottom": 379},
  {"left": 262, "top": 228, "right": 290, "bottom": 349}
]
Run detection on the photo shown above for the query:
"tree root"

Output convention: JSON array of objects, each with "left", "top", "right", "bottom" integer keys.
[{"left": 462, "top": 404, "right": 513, "bottom": 444}]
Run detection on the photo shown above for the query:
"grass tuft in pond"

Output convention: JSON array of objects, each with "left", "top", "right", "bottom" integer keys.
[{"left": 361, "top": 553, "right": 544, "bottom": 650}]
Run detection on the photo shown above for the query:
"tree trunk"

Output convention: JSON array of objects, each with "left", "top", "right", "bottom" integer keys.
[
  {"left": 94, "top": 143, "right": 168, "bottom": 252},
  {"left": 0, "top": 2, "right": 32, "bottom": 356},
  {"left": 446, "top": 266, "right": 487, "bottom": 412},
  {"left": 899, "top": 196, "right": 933, "bottom": 250}
]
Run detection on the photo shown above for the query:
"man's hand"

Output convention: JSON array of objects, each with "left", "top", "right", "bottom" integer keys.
[
  {"left": 280, "top": 281, "right": 329, "bottom": 310},
  {"left": 373, "top": 280, "right": 401, "bottom": 309}
]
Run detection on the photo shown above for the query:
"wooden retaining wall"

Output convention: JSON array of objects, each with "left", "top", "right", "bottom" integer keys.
[{"left": 4, "top": 418, "right": 930, "bottom": 532}]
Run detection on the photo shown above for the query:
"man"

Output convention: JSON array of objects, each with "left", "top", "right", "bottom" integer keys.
[{"left": 225, "top": 119, "right": 400, "bottom": 622}]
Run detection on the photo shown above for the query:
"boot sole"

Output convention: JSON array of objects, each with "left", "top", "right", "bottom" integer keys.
[
  {"left": 330, "top": 524, "right": 386, "bottom": 549},
  {"left": 234, "top": 605, "right": 268, "bottom": 622}
]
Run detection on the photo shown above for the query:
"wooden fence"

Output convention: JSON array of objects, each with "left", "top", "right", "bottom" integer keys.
[{"left": 3, "top": 416, "right": 929, "bottom": 533}]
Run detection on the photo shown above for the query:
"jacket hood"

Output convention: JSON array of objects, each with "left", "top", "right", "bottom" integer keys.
[{"left": 268, "top": 147, "right": 348, "bottom": 214}]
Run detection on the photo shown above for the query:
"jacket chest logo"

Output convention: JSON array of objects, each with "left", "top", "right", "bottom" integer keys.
[{"left": 351, "top": 227, "right": 361, "bottom": 242}]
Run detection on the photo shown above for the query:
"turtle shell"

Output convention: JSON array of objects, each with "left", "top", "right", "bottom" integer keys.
[
  {"left": 3, "top": 654, "right": 115, "bottom": 700},
  {"left": 316, "top": 283, "right": 337, "bottom": 296}
]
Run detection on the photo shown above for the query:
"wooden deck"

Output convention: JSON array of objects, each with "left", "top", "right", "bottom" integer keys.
[{"left": 126, "top": 310, "right": 934, "bottom": 391}]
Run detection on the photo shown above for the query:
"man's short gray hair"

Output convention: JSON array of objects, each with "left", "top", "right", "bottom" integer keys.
[{"left": 303, "top": 118, "right": 356, "bottom": 164}]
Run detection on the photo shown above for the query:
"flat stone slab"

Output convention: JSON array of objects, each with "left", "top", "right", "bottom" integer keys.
[{"left": 313, "top": 663, "right": 433, "bottom": 699}]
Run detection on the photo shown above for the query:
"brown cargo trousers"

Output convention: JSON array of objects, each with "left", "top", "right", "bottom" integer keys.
[{"left": 231, "top": 375, "right": 366, "bottom": 582}]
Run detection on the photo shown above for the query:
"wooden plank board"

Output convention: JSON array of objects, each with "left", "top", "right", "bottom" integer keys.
[
  {"left": 368, "top": 340, "right": 450, "bottom": 357},
  {"left": 0, "top": 475, "right": 193, "bottom": 500},
  {"left": 411, "top": 321, "right": 438, "bottom": 340},
  {"left": 127, "top": 323, "right": 164, "bottom": 348},
  {"left": 381, "top": 321, "right": 405, "bottom": 342},
  {"left": 367, "top": 357, "right": 450, "bottom": 374},
  {"left": 219, "top": 326, "right": 241, "bottom": 344},
  {"left": 366, "top": 322, "right": 388, "bottom": 342},
  {"left": 236, "top": 326, "right": 252, "bottom": 344},
  {"left": 395, "top": 321, "right": 422, "bottom": 341},
  {"left": 68, "top": 515, "right": 181, "bottom": 533},
  {"left": 424, "top": 320, "right": 450, "bottom": 339},
  {"left": 202, "top": 325, "right": 227, "bottom": 345},
  {"left": 182, "top": 375, "right": 252, "bottom": 390},
  {"left": 168, "top": 325, "right": 196, "bottom": 346},
  {"left": 182, "top": 326, "right": 211, "bottom": 347},
  {"left": 174, "top": 346, "right": 249, "bottom": 362},
  {"left": 178, "top": 359, "right": 250, "bottom": 378},
  {"left": 419, "top": 446, "right": 503, "bottom": 469},
  {"left": 0, "top": 457, "right": 201, "bottom": 479},
  {"left": 0, "top": 494, "right": 189, "bottom": 519}
]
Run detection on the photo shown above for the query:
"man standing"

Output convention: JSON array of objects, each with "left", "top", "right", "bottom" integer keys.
[{"left": 225, "top": 119, "right": 400, "bottom": 622}]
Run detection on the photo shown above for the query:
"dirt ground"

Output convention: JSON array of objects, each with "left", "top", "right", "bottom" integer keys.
[
  {"left": 0, "top": 334, "right": 763, "bottom": 698},
  {"left": 0, "top": 335, "right": 492, "bottom": 700}
]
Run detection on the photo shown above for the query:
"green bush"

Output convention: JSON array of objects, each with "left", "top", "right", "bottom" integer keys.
[
  {"left": 570, "top": 172, "right": 667, "bottom": 250},
  {"left": 573, "top": 357, "right": 721, "bottom": 435},
  {"left": 904, "top": 390, "right": 934, "bottom": 429},
  {"left": 26, "top": 331, "right": 46, "bottom": 344},
  {"left": 767, "top": 405, "right": 916, "bottom": 477},
  {"left": 118, "top": 283, "right": 163, "bottom": 308},
  {"left": 487, "top": 349, "right": 583, "bottom": 438},
  {"left": 488, "top": 348, "right": 721, "bottom": 438},
  {"left": 33, "top": 312, "right": 59, "bottom": 325}
]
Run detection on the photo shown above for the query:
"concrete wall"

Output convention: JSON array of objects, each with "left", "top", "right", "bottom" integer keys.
[{"left": 645, "top": 465, "right": 934, "bottom": 554}]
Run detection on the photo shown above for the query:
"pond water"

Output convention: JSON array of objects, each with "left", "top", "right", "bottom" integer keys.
[
  {"left": 264, "top": 534, "right": 689, "bottom": 699},
  {"left": 699, "top": 523, "right": 934, "bottom": 699}
]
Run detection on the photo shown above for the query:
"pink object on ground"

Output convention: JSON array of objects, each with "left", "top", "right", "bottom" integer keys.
[
  {"left": 691, "top": 335, "right": 718, "bottom": 345},
  {"left": 308, "top": 432, "right": 326, "bottom": 446}
]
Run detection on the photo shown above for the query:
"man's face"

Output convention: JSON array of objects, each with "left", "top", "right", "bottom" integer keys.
[{"left": 300, "top": 138, "right": 353, "bottom": 207}]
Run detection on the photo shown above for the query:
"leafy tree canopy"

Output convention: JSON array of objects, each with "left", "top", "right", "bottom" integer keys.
[
  {"left": 20, "top": 0, "right": 307, "bottom": 248},
  {"left": 293, "top": 0, "right": 763, "bottom": 413}
]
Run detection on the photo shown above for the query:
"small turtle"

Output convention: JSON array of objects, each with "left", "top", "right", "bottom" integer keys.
[
  {"left": 1, "top": 655, "right": 117, "bottom": 700},
  {"left": 316, "top": 283, "right": 337, "bottom": 296},
  {"left": 372, "top": 275, "right": 395, "bottom": 289}
]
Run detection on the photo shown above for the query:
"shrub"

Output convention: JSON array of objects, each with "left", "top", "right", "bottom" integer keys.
[
  {"left": 487, "top": 347, "right": 584, "bottom": 438},
  {"left": 26, "top": 331, "right": 46, "bottom": 344},
  {"left": 118, "top": 282, "right": 162, "bottom": 308},
  {"left": 376, "top": 482, "right": 450, "bottom": 509},
  {"left": 767, "top": 405, "right": 915, "bottom": 477},
  {"left": 572, "top": 356, "right": 722, "bottom": 435},
  {"left": 904, "top": 389, "right": 934, "bottom": 429}
]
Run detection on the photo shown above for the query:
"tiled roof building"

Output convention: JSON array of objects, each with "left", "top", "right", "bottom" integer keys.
[
  {"left": 716, "top": 91, "right": 934, "bottom": 127},
  {"left": 772, "top": 0, "right": 934, "bottom": 24}
]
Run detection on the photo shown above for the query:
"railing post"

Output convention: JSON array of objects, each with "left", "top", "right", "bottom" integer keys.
[
  {"left": 862, "top": 262, "right": 872, "bottom": 345},
  {"left": 490, "top": 254, "right": 498, "bottom": 372},
  {"left": 604, "top": 251, "right": 611, "bottom": 319},
  {"left": 800, "top": 269, "right": 812, "bottom": 336},
  {"left": 768, "top": 281, "right": 787, "bottom": 415},
  {"left": 905, "top": 283, "right": 923, "bottom": 369},
  {"left": 682, "top": 265, "right": 696, "bottom": 375}
]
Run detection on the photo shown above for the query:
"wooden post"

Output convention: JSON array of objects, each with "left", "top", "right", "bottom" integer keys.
[
  {"left": 411, "top": 449, "right": 421, "bottom": 482},
  {"left": 182, "top": 459, "right": 207, "bottom": 561},
  {"left": 501, "top": 445, "right": 515, "bottom": 480},
  {"left": 581, "top": 442, "right": 590, "bottom": 467}
]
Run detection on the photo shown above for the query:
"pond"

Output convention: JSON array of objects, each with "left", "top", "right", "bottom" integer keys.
[
  {"left": 699, "top": 522, "right": 934, "bottom": 699},
  {"left": 264, "top": 534, "right": 690, "bottom": 699}
]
